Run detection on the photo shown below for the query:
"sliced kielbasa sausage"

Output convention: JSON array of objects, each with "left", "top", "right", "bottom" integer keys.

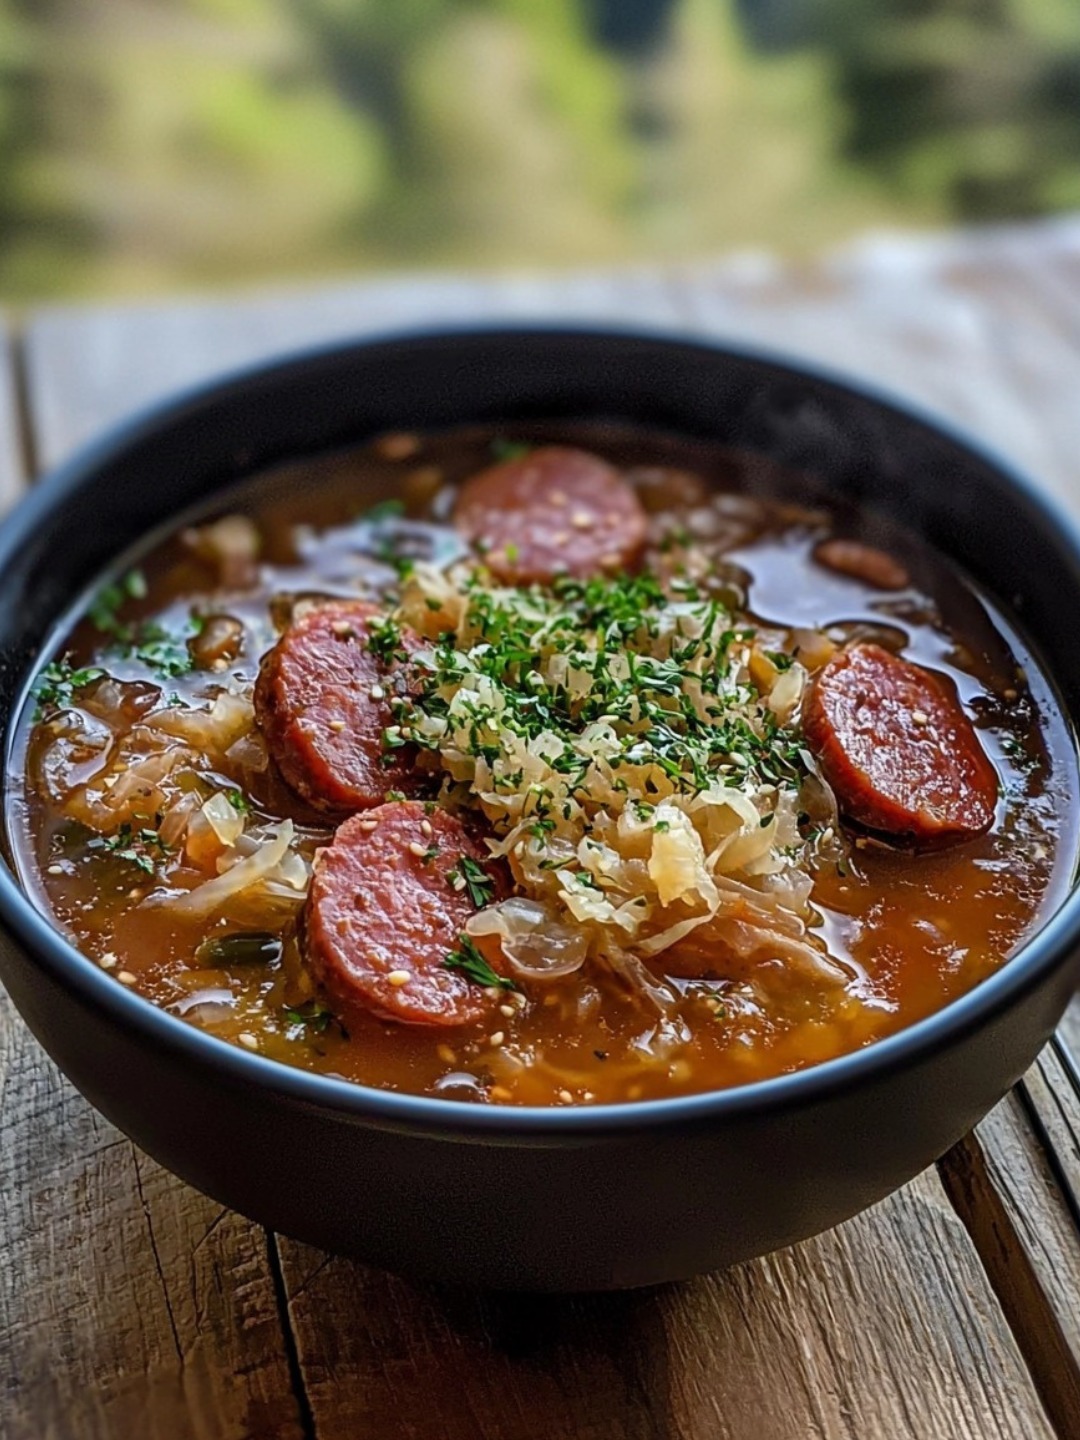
[
  {"left": 803, "top": 643, "right": 997, "bottom": 847},
  {"left": 453, "top": 446, "right": 647, "bottom": 585},
  {"left": 254, "top": 601, "right": 417, "bottom": 814},
  {"left": 304, "top": 802, "right": 508, "bottom": 1027}
]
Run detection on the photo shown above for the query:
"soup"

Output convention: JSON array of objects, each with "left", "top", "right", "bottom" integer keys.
[{"left": 7, "top": 423, "right": 1077, "bottom": 1106}]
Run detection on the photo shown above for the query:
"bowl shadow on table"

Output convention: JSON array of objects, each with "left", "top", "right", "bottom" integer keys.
[{"left": 282, "top": 1245, "right": 677, "bottom": 1434}]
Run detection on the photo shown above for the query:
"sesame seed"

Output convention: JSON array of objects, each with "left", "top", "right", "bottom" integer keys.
[
  {"left": 328, "top": 719, "right": 346, "bottom": 732},
  {"left": 211, "top": 659, "right": 228, "bottom": 672},
  {"left": 99, "top": 952, "right": 118, "bottom": 970},
  {"left": 489, "top": 1085, "right": 512, "bottom": 1102},
  {"left": 489, "top": 1031, "right": 505, "bottom": 1047},
  {"left": 374, "top": 431, "right": 419, "bottom": 460},
  {"left": 1003, "top": 688, "right": 1018, "bottom": 702},
  {"left": 358, "top": 818, "right": 378, "bottom": 831},
  {"left": 498, "top": 1003, "right": 515, "bottom": 1018},
  {"left": 387, "top": 969, "right": 411, "bottom": 987},
  {"left": 47, "top": 863, "right": 63, "bottom": 875},
  {"left": 331, "top": 620, "right": 355, "bottom": 638},
  {"left": 911, "top": 709, "right": 929, "bottom": 726},
  {"left": 407, "top": 841, "right": 428, "bottom": 858},
  {"left": 127, "top": 889, "right": 144, "bottom": 902},
  {"left": 558, "top": 1089, "right": 573, "bottom": 1104},
  {"left": 237, "top": 1033, "right": 259, "bottom": 1051},
  {"left": 436, "top": 1044, "right": 457, "bottom": 1064},
  {"left": 583, "top": 1091, "right": 595, "bottom": 1102},
  {"left": 116, "top": 971, "right": 137, "bottom": 986},
  {"left": 420, "top": 819, "right": 433, "bottom": 838},
  {"left": 369, "top": 684, "right": 385, "bottom": 700},
  {"left": 570, "top": 510, "right": 593, "bottom": 530}
]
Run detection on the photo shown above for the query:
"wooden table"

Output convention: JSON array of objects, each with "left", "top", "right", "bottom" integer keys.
[{"left": 3, "top": 219, "right": 1080, "bottom": 1440}]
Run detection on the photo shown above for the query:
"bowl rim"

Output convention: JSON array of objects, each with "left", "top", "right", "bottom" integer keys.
[{"left": 3, "top": 320, "right": 1080, "bottom": 1141}]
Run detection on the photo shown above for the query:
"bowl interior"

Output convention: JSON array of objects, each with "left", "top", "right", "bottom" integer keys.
[{"left": 2, "top": 326, "right": 1079, "bottom": 1132}]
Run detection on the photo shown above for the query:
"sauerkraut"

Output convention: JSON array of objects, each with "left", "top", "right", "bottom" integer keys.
[{"left": 390, "top": 563, "right": 838, "bottom": 981}]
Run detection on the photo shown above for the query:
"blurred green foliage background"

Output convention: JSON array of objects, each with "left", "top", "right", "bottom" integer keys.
[{"left": 1, "top": 0, "right": 1078, "bottom": 300}]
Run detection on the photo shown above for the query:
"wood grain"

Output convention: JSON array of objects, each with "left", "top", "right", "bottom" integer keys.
[
  {"left": 275, "top": 1171, "right": 1055, "bottom": 1440},
  {"left": 10, "top": 221, "right": 1080, "bottom": 1437},
  {"left": 0, "top": 332, "right": 304, "bottom": 1440},
  {"left": 942, "top": 1065, "right": 1080, "bottom": 1439}
]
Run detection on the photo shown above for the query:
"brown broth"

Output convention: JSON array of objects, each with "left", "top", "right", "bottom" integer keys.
[{"left": 6, "top": 423, "right": 1078, "bottom": 1105}]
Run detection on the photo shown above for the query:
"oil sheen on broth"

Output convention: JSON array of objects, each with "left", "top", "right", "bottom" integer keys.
[{"left": 7, "top": 424, "right": 1077, "bottom": 1106}]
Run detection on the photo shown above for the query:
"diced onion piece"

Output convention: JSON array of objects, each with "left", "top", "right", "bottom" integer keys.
[
  {"left": 147, "top": 689, "right": 254, "bottom": 754},
  {"left": 767, "top": 661, "right": 806, "bottom": 724},
  {"left": 169, "top": 987, "right": 234, "bottom": 1017},
  {"left": 466, "top": 897, "right": 588, "bottom": 980},
  {"left": 201, "top": 791, "right": 244, "bottom": 848},
  {"left": 648, "top": 808, "right": 715, "bottom": 908},
  {"left": 157, "top": 820, "right": 294, "bottom": 918}
]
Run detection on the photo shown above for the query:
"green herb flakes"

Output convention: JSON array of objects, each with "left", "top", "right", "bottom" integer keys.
[
  {"left": 33, "top": 658, "right": 104, "bottom": 717},
  {"left": 447, "top": 855, "right": 495, "bottom": 907},
  {"left": 444, "top": 936, "right": 518, "bottom": 991}
]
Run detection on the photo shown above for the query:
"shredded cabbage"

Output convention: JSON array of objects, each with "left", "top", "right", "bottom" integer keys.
[{"left": 391, "top": 566, "right": 838, "bottom": 984}]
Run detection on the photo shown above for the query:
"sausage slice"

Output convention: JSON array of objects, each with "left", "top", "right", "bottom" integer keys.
[
  {"left": 453, "top": 446, "right": 647, "bottom": 585},
  {"left": 803, "top": 643, "right": 997, "bottom": 847},
  {"left": 254, "top": 601, "right": 417, "bottom": 814},
  {"left": 304, "top": 802, "right": 507, "bottom": 1027}
]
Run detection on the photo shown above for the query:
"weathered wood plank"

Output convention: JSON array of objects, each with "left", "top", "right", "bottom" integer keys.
[
  {"left": 0, "top": 333, "right": 304, "bottom": 1440},
  {"left": 0, "top": 1021, "right": 304, "bottom": 1440},
  {"left": 276, "top": 1171, "right": 1055, "bottom": 1440},
  {"left": 942, "top": 1084, "right": 1080, "bottom": 1440},
  {"left": 22, "top": 213, "right": 1080, "bottom": 482}
]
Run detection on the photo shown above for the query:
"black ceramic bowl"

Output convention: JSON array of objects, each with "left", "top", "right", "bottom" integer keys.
[{"left": 2, "top": 329, "right": 1079, "bottom": 1292}]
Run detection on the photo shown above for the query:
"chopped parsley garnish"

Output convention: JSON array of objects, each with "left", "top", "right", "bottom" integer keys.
[
  {"left": 33, "top": 658, "right": 104, "bottom": 717},
  {"left": 128, "top": 622, "right": 199, "bottom": 678},
  {"left": 284, "top": 1001, "right": 342, "bottom": 1035},
  {"left": 365, "top": 499, "right": 406, "bottom": 523},
  {"left": 391, "top": 570, "right": 806, "bottom": 808},
  {"left": 447, "top": 854, "right": 495, "bottom": 907},
  {"left": 88, "top": 568, "right": 147, "bottom": 635},
  {"left": 83, "top": 569, "right": 201, "bottom": 680},
  {"left": 88, "top": 821, "right": 171, "bottom": 876},
  {"left": 490, "top": 438, "right": 531, "bottom": 462},
  {"left": 224, "top": 789, "right": 250, "bottom": 814},
  {"left": 443, "top": 936, "right": 518, "bottom": 991}
]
